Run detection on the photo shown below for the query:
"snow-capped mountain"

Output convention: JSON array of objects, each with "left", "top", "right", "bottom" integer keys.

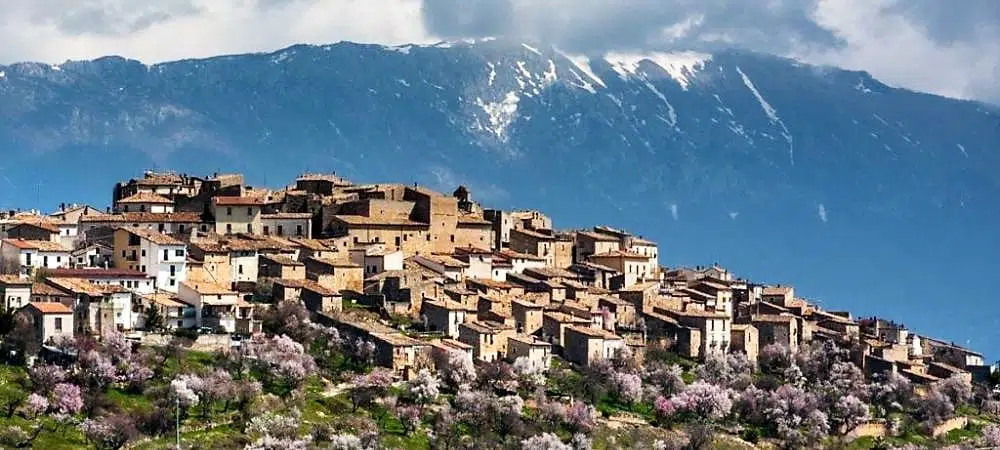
[{"left": 0, "top": 39, "right": 998, "bottom": 355}]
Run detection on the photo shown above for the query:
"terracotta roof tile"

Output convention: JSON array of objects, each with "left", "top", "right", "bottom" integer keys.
[
  {"left": 117, "top": 192, "right": 173, "bottom": 204},
  {"left": 27, "top": 302, "right": 73, "bottom": 314},
  {"left": 1, "top": 239, "right": 69, "bottom": 252}
]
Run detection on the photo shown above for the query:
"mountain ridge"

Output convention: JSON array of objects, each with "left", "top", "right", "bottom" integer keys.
[{"left": 0, "top": 39, "right": 997, "bottom": 357}]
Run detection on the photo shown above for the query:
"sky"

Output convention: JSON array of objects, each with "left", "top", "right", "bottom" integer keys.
[{"left": 0, "top": 0, "right": 998, "bottom": 103}]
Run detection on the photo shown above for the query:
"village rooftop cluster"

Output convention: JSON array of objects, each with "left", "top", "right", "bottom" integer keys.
[{"left": 0, "top": 170, "right": 988, "bottom": 386}]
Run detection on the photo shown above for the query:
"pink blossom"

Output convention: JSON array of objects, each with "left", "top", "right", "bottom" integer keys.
[
  {"left": 667, "top": 381, "right": 734, "bottom": 421},
  {"left": 24, "top": 393, "right": 48, "bottom": 418},
  {"left": 29, "top": 364, "right": 67, "bottom": 392},
  {"left": 611, "top": 372, "right": 643, "bottom": 404},
  {"left": 406, "top": 369, "right": 440, "bottom": 404},
  {"left": 982, "top": 424, "right": 1000, "bottom": 447},
  {"left": 521, "top": 433, "right": 571, "bottom": 450},
  {"left": 51, "top": 383, "right": 83, "bottom": 415},
  {"left": 566, "top": 402, "right": 597, "bottom": 432},
  {"left": 654, "top": 395, "right": 676, "bottom": 420}
]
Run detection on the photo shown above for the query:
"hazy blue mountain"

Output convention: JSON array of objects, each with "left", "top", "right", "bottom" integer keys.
[{"left": 1, "top": 39, "right": 998, "bottom": 357}]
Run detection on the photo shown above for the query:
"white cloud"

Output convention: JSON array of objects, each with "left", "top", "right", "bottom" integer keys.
[
  {"left": 728, "top": 211, "right": 740, "bottom": 220},
  {"left": 0, "top": 0, "right": 434, "bottom": 64},
  {"left": 669, "top": 203, "right": 679, "bottom": 221},
  {"left": 817, "top": 203, "right": 828, "bottom": 222}
]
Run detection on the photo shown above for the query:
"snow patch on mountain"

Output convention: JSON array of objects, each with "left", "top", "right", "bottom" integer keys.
[
  {"left": 736, "top": 66, "right": 794, "bottom": 165},
  {"left": 560, "top": 53, "right": 607, "bottom": 89},
  {"left": 642, "top": 81, "right": 678, "bottom": 128},
  {"left": 603, "top": 52, "right": 710, "bottom": 89},
  {"left": 521, "top": 43, "right": 542, "bottom": 56},
  {"left": 474, "top": 92, "right": 520, "bottom": 142}
]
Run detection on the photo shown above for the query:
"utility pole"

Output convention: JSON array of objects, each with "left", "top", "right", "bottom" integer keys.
[{"left": 175, "top": 396, "right": 180, "bottom": 450}]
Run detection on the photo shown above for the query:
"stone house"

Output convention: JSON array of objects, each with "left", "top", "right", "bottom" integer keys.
[
  {"left": 19, "top": 302, "right": 74, "bottom": 345},
  {"left": 114, "top": 192, "right": 175, "bottom": 214},
  {"left": 761, "top": 286, "right": 795, "bottom": 308},
  {"left": 458, "top": 320, "right": 515, "bottom": 362},
  {"left": 138, "top": 291, "right": 192, "bottom": 330},
  {"left": 78, "top": 212, "right": 207, "bottom": 240},
  {"left": 370, "top": 332, "right": 430, "bottom": 379},
  {"left": 588, "top": 250, "right": 652, "bottom": 288},
  {"left": 305, "top": 257, "right": 363, "bottom": 294},
  {"left": 112, "top": 228, "right": 187, "bottom": 293},
  {"left": 271, "top": 278, "right": 342, "bottom": 313},
  {"left": 573, "top": 231, "right": 620, "bottom": 265},
  {"left": 563, "top": 326, "right": 625, "bottom": 367},
  {"left": 541, "top": 311, "right": 591, "bottom": 348},
  {"left": 187, "top": 242, "right": 233, "bottom": 287},
  {"left": 0, "top": 276, "right": 32, "bottom": 311},
  {"left": 364, "top": 270, "right": 425, "bottom": 316},
  {"left": 507, "top": 334, "right": 552, "bottom": 369},
  {"left": 178, "top": 281, "right": 239, "bottom": 333},
  {"left": 598, "top": 295, "right": 637, "bottom": 331},
  {"left": 421, "top": 299, "right": 472, "bottom": 339},
  {"left": 509, "top": 228, "right": 557, "bottom": 267},
  {"left": 511, "top": 298, "right": 544, "bottom": 335},
  {"left": 409, "top": 254, "right": 467, "bottom": 281},
  {"left": 452, "top": 246, "right": 493, "bottom": 280},
  {"left": 568, "top": 261, "right": 621, "bottom": 290},
  {"left": 46, "top": 268, "right": 155, "bottom": 296},
  {"left": 260, "top": 212, "right": 313, "bottom": 238},
  {"left": 752, "top": 314, "right": 800, "bottom": 353},
  {"left": 454, "top": 215, "right": 493, "bottom": 250},
  {"left": 1, "top": 239, "right": 71, "bottom": 275},
  {"left": 46, "top": 277, "right": 129, "bottom": 335},
  {"left": 259, "top": 254, "right": 305, "bottom": 280},
  {"left": 349, "top": 246, "right": 404, "bottom": 278},
  {"left": 730, "top": 323, "right": 760, "bottom": 363},
  {"left": 6, "top": 222, "right": 61, "bottom": 243},
  {"left": 213, "top": 196, "right": 265, "bottom": 235}
]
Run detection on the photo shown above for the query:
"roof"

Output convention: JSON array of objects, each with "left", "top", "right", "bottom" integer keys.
[
  {"left": 371, "top": 332, "right": 425, "bottom": 347},
  {"left": 272, "top": 278, "right": 339, "bottom": 296},
  {"left": 45, "top": 268, "right": 149, "bottom": 279},
  {"left": 133, "top": 173, "right": 184, "bottom": 186},
  {"left": 576, "top": 230, "right": 620, "bottom": 242},
  {"left": 628, "top": 236, "right": 658, "bottom": 246},
  {"left": 457, "top": 215, "right": 491, "bottom": 226},
  {"left": 332, "top": 215, "right": 426, "bottom": 227},
  {"left": 288, "top": 238, "right": 337, "bottom": 251},
  {"left": 1, "top": 239, "right": 69, "bottom": 252},
  {"left": 508, "top": 334, "right": 552, "bottom": 347},
  {"left": 117, "top": 192, "right": 173, "bottom": 204},
  {"left": 566, "top": 325, "right": 622, "bottom": 340},
  {"left": 511, "top": 227, "right": 556, "bottom": 240},
  {"left": 597, "top": 295, "right": 632, "bottom": 307},
  {"left": 45, "top": 278, "right": 108, "bottom": 296},
  {"left": 762, "top": 286, "right": 794, "bottom": 296},
  {"left": 460, "top": 320, "right": 512, "bottom": 334},
  {"left": 453, "top": 244, "right": 492, "bottom": 255},
  {"left": 142, "top": 291, "right": 187, "bottom": 308},
  {"left": 467, "top": 278, "right": 517, "bottom": 290},
  {"left": 26, "top": 302, "right": 73, "bottom": 314},
  {"left": 306, "top": 256, "right": 361, "bottom": 269},
  {"left": 752, "top": 314, "right": 797, "bottom": 323},
  {"left": 8, "top": 222, "right": 61, "bottom": 234},
  {"left": 31, "top": 282, "right": 68, "bottom": 297},
  {"left": 181, "top": 281, "right": 236, "bottom": 296},
  {"left": 433, "top": 339, "right": 473, "bottom": 351},
  {"left": 511, "top": 297, "right": 544, "bottom": 309},
  {"left": 214, "top": 196, "right": 266, "bottom": 206},
  {"left": 119, "top": 228, "right": 185, "bottom": 246},
  {"left": 260, "top": 254, "right": 304, "bottom": 266},
  {"left": 261, "top": 212, "right": 313, "bottom": 220},
  {"left": 416, "top": 254, "right": 468, "bottom": 269},
  {"left": 543, "top": 312, "right": 590, "bottom": 324},
  {"left": 591, "top": 250, "right": 649, "bottom": 259},
  {"left": 524, "top": 267, "right": 577, "bottom": 279},
  {"left": 0, "top": 275, "right": 31, "bottom": 286},
  {"left": 81, "top": 212, "right": 204, "bottom": 223},
  {"left": 498, "top": 249, "right": 545, "bottom": 261},
  {"left": 423, "top": 299, "right": 472, "bottom": 311},
  {"left": 619, "top": 281, "right": 659, "bottom": 293}
]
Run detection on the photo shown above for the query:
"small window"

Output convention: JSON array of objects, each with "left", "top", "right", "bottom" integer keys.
[
  {"left": 277, "top": 225, "right": 284, "bottom": 236},
  {"left": 122, "top": 250, "right": 126, "bottom": 258},
  {"left": 179, "top": 225, "right": 186, "bottom": 233},
  {"left": 238, "top": 265, "right": 243, "bottom": 275},
  {"left": 170, "top": 265, "right": 176, "bottom": 276},
  {"left": 55, "top": 317, "right": 63, "bottom": 331},
  {"left": 263, "top": 226, "right": 270, "bottom": 235},
  {"left": 226, "top": 207, "right": 232, "bottom": 216},
  {"left": 247, "top": 207, "right": 253, "bottom": 216},
  {"left": 158, "top": 223, "right": 165, "bottom": 232},
  {"left": 169, "top": 279, "right": 175, "bottom": 286},
  {"left": 247, "top": 224, "right": 252, "bottom": 233},
  {"left": 450, "top": 235, "right": 455, "bottom": 242},
  {"left": 295, "top": 225, "right": 302, "bottom": 236},
  {"left": 141, "top": 265, "right": 146, "bottom": 272},
  {"left": 176, "top": 249, "right": 184, "bottom": 257},
  {"left": 163, "top": 249, "right": 169, "bottom": 260},
  {"left": 226, "top": 224, "right": 232, "bottom": 234}
]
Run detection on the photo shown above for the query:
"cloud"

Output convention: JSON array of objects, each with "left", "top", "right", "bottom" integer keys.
[
  {"left": 0, "top": 0, "right": 433, "bottom": 64},
  {"left": 728, "top": 211, "right": 740, "bottom": 220},
  {"left": 817, "top": 203, "right": 828, "bottom": 222},
  {"left": 0, "top": 0, "right": 998, "bottom": 102},
  {"left": 669, "top": 203, "right": 679, "bottom": 221}
]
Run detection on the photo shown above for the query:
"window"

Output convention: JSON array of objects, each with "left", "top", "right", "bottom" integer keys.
[
  {"left": 140, "top": 205, "right": 146, "bottom": 213},
  {"left": 238, "top": 265, "right": 243, "bottom": 275},
  {"left": 295, "top": 225, "right": 302, "bottom": 236},
  {"left": 169, "top": 279, "right": 175, "bottom": 286},
  {"left": 141, "top": 249, "right": 146, "bottom": 258},
  {"left": 175, "top": 249, "right": 184, "bottom": 257},
  {"left": 179, "top": 225, "right": 186, "bottom": 233},
  {"left": 141, "top": 265, "right": 146, "bottom": 272},
  {"left": 158, "top": 223, "right": 165, "bottom": 232},
  {"left": 277, "top": 225, "right": 283, "bottom": 236},
  {"left": 226, "top": 207, "right": 232, "bottom": 216},
  {"left": 43, "top": 255, "right": 48, "bottom": 266},
  {"left": 122, "top": 250, "right": 127, "bottom": 258},
  {"left": 263, "top": 226, "right": 270, "bottom": 235},
  {"left": 426, "top": 234, "right": 431, "bottom": 241},
  {"left": 450, "top": 235, "right": 455, "bottom": 242},
  {"left": 247, "top": 207, "right": 253, "bottom": 215},
  {"left": 56, "top": 256, "right": 61, "bottom": 263},
  {"left": 247, "top": 224, "right": 252, "bottom": 233},
  {"left": 163, "top": 249, "right": 169, "bottom": 260},
  {"left": 25, "top": 253, "right": 31, "bottom": 265},
  {"left": 55, "top": 317, "right": 63, "bottom": 331},
  {"left": 226, "top": 224, "right": 232, "bottom": 234},
  {"left": 170, "top": 265, "right": 176, "bottom": 276},
  {"left": 395, "top": 236, "right": 401, "bottom": 247}
]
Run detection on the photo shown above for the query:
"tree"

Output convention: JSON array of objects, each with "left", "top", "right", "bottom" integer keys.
[
  {"left": 611, "top": 371, "right": 643, "bottom": 405},
  {"left": 0, "top": 385, "right": 26, "bottom": 418},
  {"left": 23, "top": 393, "right": 47, "bottom": 419},
  {"left": 51, "top": 383, "right": 83, "bottom": 415},
  {"left": 644, "top": 361, "right": 685, "bottom": 396},
  {"left": 758, "top": 344, "right": 793, "bottom": 376},
  {"left": 249, "top": 334, "right": 318, "bottom": 392},
  {"left": 406, "top": 369, "right": 440, "bottom": 405},
  {"left": 5, "top": 315, "right": 40, "bottom": 358},
  {"left": 663, "top": 381, "right": 734, "bottom": 422},
  {"left": 142, "top": 306, "right": 164, "bottom": 332},
  {"left": 350, "top": 369, "right": 393, "bottom": 411},
  {"left": 29, "top": 364, "right": 67, "bottom": 393},
  {"left": 260, "top": 302, "right": 315, "bottom": 343},
  {"left": 566, "top": 402, "right": 597, "bottom": 433},
  {"left": 80, "top": 414, "right": 137, "bottom": 450},
  {"left": 512, "top": 356, "right": 547, "bottom": 390},
  {"left": 395, "top": 405, "right": 422, "bottom": 435},
  {"left": 982, "top": 424, "right": 1000, "bottom": 447},
  {"left": 170, "top": 374, "right": 202, "bottom": 409},
  {"left": 938, "top": 374, "right": 972, "bottom": 407},
  {"left": 521, "top": 433, "right": 571, "bottom": 450},
  {"left": 436, "top": 349, "right": 476, "bottom": 390},
  {"left": 830, "top": 395, "right": 870, "bottom": 432}
]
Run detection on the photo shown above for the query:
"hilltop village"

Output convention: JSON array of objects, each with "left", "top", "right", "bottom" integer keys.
[
  {"left": 0, "top": 171, "right": 986, "bottom": 382},
  {"left": 0, "top": 171, "right": 994, "bottom": 448}
]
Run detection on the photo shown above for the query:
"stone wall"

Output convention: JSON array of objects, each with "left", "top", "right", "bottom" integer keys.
[
  {"left": 931, "top": 416, "right": 968, "bottom": 438},
  {"left": 845, "top": 421, "right": 887, "bottom": 440}
]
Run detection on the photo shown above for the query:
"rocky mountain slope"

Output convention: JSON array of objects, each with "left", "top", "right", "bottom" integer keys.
[{"left": 0, "top": 39, "right": 997, "bottom": 355}]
